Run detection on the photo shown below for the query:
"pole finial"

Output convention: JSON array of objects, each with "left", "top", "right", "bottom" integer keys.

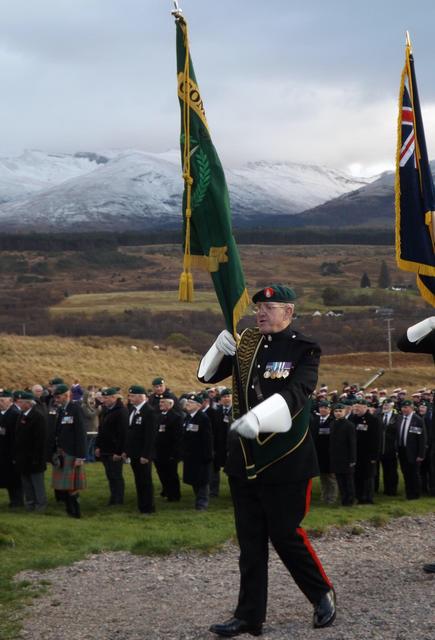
[
  {"left": 405, "top": 31, "right": 412, "bottom": 51},
  {"left": 172, "top": 1, "right": 183, "bottom": 18}
]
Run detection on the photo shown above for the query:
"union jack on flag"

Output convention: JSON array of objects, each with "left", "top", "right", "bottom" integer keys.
[{"left": 395, "top": 37, "right": 435, "bottom": 305}]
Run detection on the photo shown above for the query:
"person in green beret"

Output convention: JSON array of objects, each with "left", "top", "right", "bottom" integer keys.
[
  {"left": 329, "top": 403, "right": 356, "bottom": 506},
  {"left": 199, "top": 284, "right": 335, "bottom": 637}
]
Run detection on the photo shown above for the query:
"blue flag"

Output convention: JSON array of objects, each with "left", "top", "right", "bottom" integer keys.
[{"left": 395, "top": 39, "right": 435, "bottom": 306}]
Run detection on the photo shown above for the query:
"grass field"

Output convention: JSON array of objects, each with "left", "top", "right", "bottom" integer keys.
[{"left": 1, "top": 464, "right": 434, "bottom": 639}]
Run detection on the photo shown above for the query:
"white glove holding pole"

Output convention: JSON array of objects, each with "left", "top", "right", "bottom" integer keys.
[
  {"left": 407, "top": 316, "right": 435, "bottom": 343},
  {"left": 231, "top": 394, "right": 292, "bottom": 439},
  {"left": 198, "top": 330, "right": 236, "bottom": 381}
]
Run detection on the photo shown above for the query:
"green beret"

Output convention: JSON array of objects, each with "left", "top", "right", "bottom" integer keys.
[
  {"left": 50, "top": 377, "right": 64, "bottom": 385},
  {"left": 401, "top": 399, "right": 414, "bottom": 407},
  {"left": 220, "top": 388, "right": 232, "bottom": 397},
  {"left": 13, "top": 390, "right": 34, "bottom": 400},
  {"left": 186, "top": 393, "right": 203, "bottom": 404},
  {"left": 101, "top": 387, "right": 120, "bottom": 396},
  {"left": 333, "top": 403, "right": 346, "bottom": 409},
  {"left": 252, "top": 284, "right": 297, "bottom": 304},
  {"left": 152, "top": 377, "right": 164, "bottom": 386},
  {"left": 354, "top": 398, "right": 368, "bottom": 405},
  {"left": 0, "top": 389, "right": 13, "bottom": 398},
  {"left": 318, "top": 400, "right": 330, "bottom": 408},
  {"left": 128, "top": 385, "right": 146, "bottom": 394},
  {"left": 53, "top": 384, "right": 69, "bottom": 395}
]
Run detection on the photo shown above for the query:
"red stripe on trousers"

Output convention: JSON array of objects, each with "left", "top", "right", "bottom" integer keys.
[{"left": 296, "top": 479, "right": 333, "bottom": 589}]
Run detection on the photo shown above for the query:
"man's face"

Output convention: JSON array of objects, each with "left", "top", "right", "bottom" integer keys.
[
  {"left": 153, "top": 383, "right": 165, "bottom": 395},
  {"left": 418, "top": 405, "right": 428, "bottom": 415},
  {"left": 401, "top": 405, "right": 413, "bottom": 416},
  {"left": 0, "top": 397, "right": 12, "bottom": 411},
  {"left": 333, "top": 408, "right": 345, "bottom": 419},
  {"left": 16, "top": 399, "right": 32, "bottom": 412},
  {"left": 319, "top": 406, "right": 330, "bottom": 417},
  {"left": 128, "top": 393, "right": 145, "bottom": 405},
  {"left": 54, "top": 392, "right": 69, "bottom": 406},
  {"left": 32, "top": 386, "right": 44, "bottom": 398},
  {"left": 353, "top": 404, "right": 367, "bottom": 417},
  {"left": 101, "top": 394, "right": 117, "bottom": 407},
  {"left": 255, "top": 302, "right": 294, "bottom": 335},
  {"left": 220, "top": 394, "right": 232, "bottom": 407},
  {"left": 185, "top": 399, "right": 200, "bottom": 414},
  {"left": 159, "top": 399, "right": 173, "bottom": 412},
  {"left": 382, "top": 403, "right": 393, "bottom": 413}
]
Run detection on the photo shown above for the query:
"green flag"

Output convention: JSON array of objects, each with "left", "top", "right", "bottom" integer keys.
[{"left": 174, "top": 14, "right": 249, "bottom": 334}]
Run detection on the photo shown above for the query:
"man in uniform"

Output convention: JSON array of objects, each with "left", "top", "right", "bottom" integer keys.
[
  {"left": 182, "top": 393, "right": 213, "bottom": 511},
  {"left": 396, "top": 400, "right": 426, "bottom": 500},
  {"left": 50, "top": 384, "right": 87, "bottom": 518},
  {"left": 210, "top": 388, "right": 233, "bottom": 497},
  {"left": 148, "top": 377, "right": 180, "bottom": 413},
  {"left": 379, "top": 399, "right": 399, "bottom": 496},
  {"left": 397, "top": 315, "right": 435, "bottom": 573},
  {"left": 310, "top": 400, "right": 337, "bottom": 504},
  {"left": 329, "top": 402, "right": 356, "bottom": 506},
  {"left": 349, "top": 398, "right": 381, "bottom": 504},
  {"left": 0, "top": 390, "right": 23, "bottom": 507},
  {"left": 199, "top": 284, "right": 335, "bottom": 636},
  {"left": 123, "top": 385, "right": 157, "bottom": 515},
  {"left": 155, "top": 393, "right": 183, "bottom": 502}
]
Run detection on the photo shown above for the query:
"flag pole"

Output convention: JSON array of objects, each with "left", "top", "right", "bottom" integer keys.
[
  {"left": 405, "top": 30, "right": 412, "bottom": 51},
  {"left": 171, "top": 1, "right": 183, "bottom": 18}
]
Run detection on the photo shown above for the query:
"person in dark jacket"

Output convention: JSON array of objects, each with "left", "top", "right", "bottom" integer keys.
[
  {"left": 148, "top": 377, "right": 181, "bottom": 414},
  {"left": 210, "top": 388, "right": 232, "bottom": 497},
  {"left": 155, "top": 394, "right": 183, "bottom": 502},
  {"left": 396, "top": 400, "right": 426, "bottom": 500},
  {"left": 50, "top": 384, "right": 87, "bottom": 518},
  {"left": 13, "top": 390, "right": 47, "bottom": 512},
  {"left": 397, "top": 316, "right": 435, "bottom": 573},
  {"left": 310, "top": 400, "right": 337, "bottom": 504},
  {"left": 199, "top": 284, "right": 335, "bottom": 637},
  {"left": 95, "top": 388, "right": 128, "bottom": 505},
  {"left": 182, "top": 393, "right": 213, "bottom": 511},
  {"left": 123, "top": 385, "right": 157, "bottom": 515},
  {"left": 329, "top": 403, "right": 356, "bottom": 506},
  {"left": 0, "top": 390, "right": 23, "bottom": 507},
  {"left": 379, "top": 399, "right": 400, "bottom": 495},
  {"left": 350, "top": 398, "right": 381, "bottom": 504}
]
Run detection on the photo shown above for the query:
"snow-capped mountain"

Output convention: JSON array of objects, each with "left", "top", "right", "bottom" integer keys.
[{"left": 0, "top": 149, "right": 374, "bottom": 231}]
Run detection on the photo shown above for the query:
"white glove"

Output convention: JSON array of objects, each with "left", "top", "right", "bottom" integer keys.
[
  {"left": 407, "top": 317, "right": 435, "bottom": 343},
  {"left": 215, "top": 330, "right": 236, "bottom": 356},
  {"left": 231, "top": 412, "right": 260, "bottom": 439}
]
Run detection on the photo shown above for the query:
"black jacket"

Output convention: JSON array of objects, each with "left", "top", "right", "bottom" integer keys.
[
  {"left": 53, "top": 401, "right": 87, "bottom": 458},
  {"left": 329, "top": 417, "right": 356, "bottom": 473},
  {"left": 155, "top": 408, "right": 183, "bottom": 461},
  {"left": 212, "top": 405, "right": 232, "bottom": 469},
  {"left": 125, "top": 402, "right": 157, "bottom": 460},
  {"left": 182, "top": 409, "right": 213, "bottom": 486},
  {"left": 200, "top": 326, "right": 320, "bottom": 484},
  {"left": 397, "top": 412, "right": 427, "bottom": 463},
  {"left": 310, "top": 414, "right": 334, "bottom": 473},
  {"left": 350, "top": 410, "right": 381, "bottom": 463},
  {"left": 0, "top": 404, "right": 21, "bottom": 487},
  {"left": 95, "top": 399, "right": 128, "bottom": 455},
  {"left": 13, "top": 407, "right": 47, "bottom": 474}
]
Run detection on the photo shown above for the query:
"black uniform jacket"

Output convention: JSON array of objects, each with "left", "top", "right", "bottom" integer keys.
[
  {"left": 397, "top": 413, "right": 427, "bottom": 463},
  {"left": 53, "top": 401, "right": 87, "bottom": 459},
  {"left": 350, "top": 410, "right": 381, "bottom": 463},
  {"left": 182, "top": 409, "right": 213, "bottom": 486},
  {"left": 0, "top": 404, "right": 21, "bottom": 487},
  {"left": 155, "top": 408, "right": 183, "bottom": 461},
  {"left": 381, "top": 411, "right": 400, "bottom": 456},
  {"left": 95, "top": 399, "right": 128, "bottom": 456},
  {"left": 213, "top": 405, "right": 232, "bottom": 469},
  {"left": 329, "top": 418, "right": 356, "bottom": 474},
  {"left": 125, "top": 402, "right": 157, "bottom": 460},
  {"left": 310, "top": 414, "right": 334, "bottom": 473},
  {"left": 199, "top": 326, "right": 320, "bottom": 484},
  {"left": 13, "top": 407, "right": 47, "bottom": 474}
]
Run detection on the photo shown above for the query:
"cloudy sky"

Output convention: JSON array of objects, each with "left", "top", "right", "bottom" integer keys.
[{"left": 1, "top": 0, "right": 435, "bottom": 176}]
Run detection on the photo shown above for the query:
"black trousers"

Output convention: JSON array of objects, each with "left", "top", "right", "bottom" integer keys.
[
  {"left": 229, "top": 477, "right": 332, "bottom": 625},
  {"left": 155, "top": 457, "right": 180, "bottom": 501},
  {"left": 130, "top": 459, "right": 155, "bottom": 513},
  {"left": 335, "top": 472, "right": 355, "bottom": 505},
  {"left": 398, "top": 448, "right": 421, "bottom": 499},
  {"left": 355, "top": 460, "right": 376, "bottom": 503},
  {"left": 381, "top": 453, "right": 398, "bottom": 495},
  {"left": 102, "top": 457, "right": 124, "bottom": 504}
]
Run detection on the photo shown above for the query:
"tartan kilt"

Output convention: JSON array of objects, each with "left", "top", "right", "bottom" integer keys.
[{"left": 52, "top": 453, "right": 87, "bottom": 491}]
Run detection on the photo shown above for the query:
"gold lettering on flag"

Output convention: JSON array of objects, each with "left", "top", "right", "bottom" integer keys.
[{"left": 178, "top": 73, "right": 209, "bottom": 132}]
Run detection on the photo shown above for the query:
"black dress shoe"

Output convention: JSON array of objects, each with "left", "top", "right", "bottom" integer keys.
[
  {"left": 209, "top": 617, "right": 262, "bottom": 637},
  {"left": 313, "top": 589, "right": 336, "bottom": 628},
  {"left": 423, "top": 562, "right": 435, "bottom": 573}
]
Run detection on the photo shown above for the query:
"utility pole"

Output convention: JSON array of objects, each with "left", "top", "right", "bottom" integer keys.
[{"left": 386, "top": 318, "right": 394, "bottom": 369}]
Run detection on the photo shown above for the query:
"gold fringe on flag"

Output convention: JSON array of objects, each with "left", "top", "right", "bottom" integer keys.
[{"left": 178, "top": 17, "right": 194, "bottom": 302}]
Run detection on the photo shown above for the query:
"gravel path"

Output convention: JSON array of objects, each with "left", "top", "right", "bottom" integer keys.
[{"left": 17, "top": 514, "right": 435, "bottom": 640}]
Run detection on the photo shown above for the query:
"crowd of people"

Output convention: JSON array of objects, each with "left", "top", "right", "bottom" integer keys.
[{"left": 0, "top": 372, "right": 433, "bottom": 519}]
